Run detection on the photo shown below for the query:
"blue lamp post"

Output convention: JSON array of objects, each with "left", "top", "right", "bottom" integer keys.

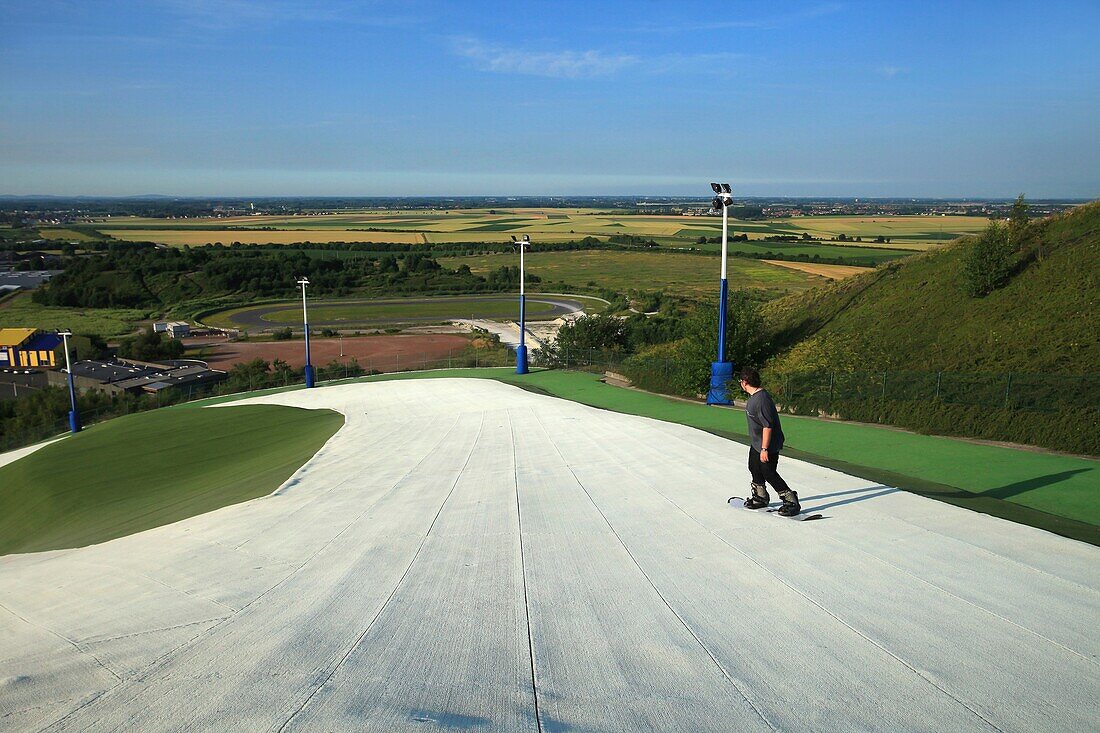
[
  {"left": 59, "top": 330, "right": 81, "bottom": 433},
  {"left": 512, "top": 234, "right": 530, "bottom": 374},
  {"left": 707, "top": 182, "right": 734, "bottom": 405},
  {"left": 298, "top": 277, "right": 315, "bottom": 388}
]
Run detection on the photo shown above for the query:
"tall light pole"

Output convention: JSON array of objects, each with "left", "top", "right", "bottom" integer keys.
[
  {"left": 511, "top": 234, "right": 530, "bottom": 374},
  {"left": 298, "top": 277, "right": 315, "bottom": 388},
  {"left": 59, "top": 330, "right": 81, "bottom": 433},
  {"left": 708, "top": 182, "right": 735, "bottom": 405}
]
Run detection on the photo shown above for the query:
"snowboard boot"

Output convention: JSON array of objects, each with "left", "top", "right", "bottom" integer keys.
[
  {"left": 777, "top": 490, "right": 801, "bottom": 517},
  {"left": 743, "top": 482, "right": 770, "bottom": 509}
]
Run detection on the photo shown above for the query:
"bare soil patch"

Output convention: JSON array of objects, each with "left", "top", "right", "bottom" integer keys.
[{"left": 189, "top": 334, "right": 473, "bottom": 371}]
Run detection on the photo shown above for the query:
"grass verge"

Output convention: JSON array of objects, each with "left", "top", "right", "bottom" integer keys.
[{"left": 0, "top": 404, "right": 342, "bottom": 555}]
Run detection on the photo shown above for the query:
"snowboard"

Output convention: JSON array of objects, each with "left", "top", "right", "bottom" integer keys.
[{"left": 727, "top": 496, "right": 824, "bottom": 522}]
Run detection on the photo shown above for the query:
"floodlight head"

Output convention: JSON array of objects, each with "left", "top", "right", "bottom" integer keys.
[
  {"left": 721, "top": 183, "right": 731, "bottom": 193},
  {"left": 712, "top": 197, "right": 724, "bottom": 211},
  {"left": 297, "top": 277, "right": 310, "bottom": 286},
  {"left": 522, "top": 234, "right": 530, "bottom": 242},
  {"left": 511, "top": 235, "right": 518, "bottom": 242},
  {"left": 710, "top": 182, "right": 722, "bottom": 194},
  {"left": 58, "top": 330, "right": 73, "bottom": 338}
]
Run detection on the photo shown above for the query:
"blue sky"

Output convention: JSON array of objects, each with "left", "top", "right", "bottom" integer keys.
[{"left": 1, "top": 0, "right": 1097, "bottom": 197}]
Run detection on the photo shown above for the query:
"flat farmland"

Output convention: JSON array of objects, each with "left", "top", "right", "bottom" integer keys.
[
  {"left": 438, "top": 250, "right": 825, "bottom": 299},
  {"left": 99, "top": 229, "right": 428, "bottom": 245},
  {"left": 90, "top": 210, "right": 982, "bottom": 249},
  {"left": 761, "top": 260, "right": 872, "bottom": 280},
  {"left": 38, "top": 228, "right": 98, "bottom": 241}
]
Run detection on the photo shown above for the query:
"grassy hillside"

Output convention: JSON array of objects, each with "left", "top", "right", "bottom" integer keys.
[
  {"left": 764, "top": 201, "right": 1099, "bottom": 375},
  {"left": 0, "top": 404, "right": 342, "bottom": 555}
]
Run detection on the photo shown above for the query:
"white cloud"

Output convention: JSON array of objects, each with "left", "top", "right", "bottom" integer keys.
[
  {"left": 878, "top": 65, "right": 909, "bottom": 78},
  {"left": 452, "top": 38, "right": 638, "bottom": 79}
]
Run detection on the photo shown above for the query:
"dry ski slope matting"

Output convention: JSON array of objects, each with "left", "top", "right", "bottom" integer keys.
[{"left": 1, "top": 379, "right": 1097, "bottom": 732}]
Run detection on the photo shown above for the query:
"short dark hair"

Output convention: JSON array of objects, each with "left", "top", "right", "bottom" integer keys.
[{"left": 739, "top": 367, "right": 761, "bottom": 388}]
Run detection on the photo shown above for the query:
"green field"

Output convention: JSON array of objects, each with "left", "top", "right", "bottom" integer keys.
[
  {"left": 438, "top": 250, "right": 830, "bottom": 299},
  {"left": 676, "top": 239, "right": 908, "bottom": 263},
  {"left": 0, "top": 292, "right": 146, "bottom": 338},
  {"left": 0, "top": 404, "right": 343, "bottom": 555},
  {"left": 89, "top": 209, "right": 982, "bottom": 249}
]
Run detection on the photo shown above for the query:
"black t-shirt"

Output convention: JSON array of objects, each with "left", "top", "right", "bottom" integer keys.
[{"left": 745, "top": 389, "right": 784, "bottom": 452}]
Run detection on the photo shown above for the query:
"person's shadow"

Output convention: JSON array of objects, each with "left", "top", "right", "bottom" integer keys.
[
  {"left": 800, "top": 468, "right": 1094, "bottom": 513},
  {"left": 978, "top": 469, "right": 1093, "bottom": 500},
  {"left": 803, "top": 485, "right": 899, "bottom": 513}
]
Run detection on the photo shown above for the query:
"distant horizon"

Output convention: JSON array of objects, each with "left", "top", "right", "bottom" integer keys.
[{"left": 0, "top": 192, "right": 1094, "bottom": 203}]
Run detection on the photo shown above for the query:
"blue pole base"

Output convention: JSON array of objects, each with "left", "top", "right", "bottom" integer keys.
[
  {"left": 68, "top": 410, "right": 82, "bottom": 433},
  {"left": 515, "top": 345, "right": 529, "bottom": 375},
  {"left": 707, "top": 361, "right": 734, "bottom": 405},
  {"left": 304, "top": 364, "right": 315, "bottom": 388}
]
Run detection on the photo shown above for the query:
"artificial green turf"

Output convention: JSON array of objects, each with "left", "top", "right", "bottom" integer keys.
[
  {"left": 318, "top": 369, "right": 1097, "bottom": 541},
  {"left": 0, "top": 405, "right": 343, "bottom": 555}
]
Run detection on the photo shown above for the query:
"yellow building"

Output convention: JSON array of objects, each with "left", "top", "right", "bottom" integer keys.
[{"left": 0, "top": 328, "right": 63, "bottom": 369}]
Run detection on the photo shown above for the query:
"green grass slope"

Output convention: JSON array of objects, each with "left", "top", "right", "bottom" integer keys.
[
  {"left": 765, "top": 201, "right": 1099, "bottom": 375},
  {"left": 0, "top": 404, "right": 342, "bottom": 555}
]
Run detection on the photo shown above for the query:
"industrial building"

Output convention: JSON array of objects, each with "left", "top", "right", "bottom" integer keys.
[{"left": 0, "top": 328, "right": 63, "bottom": 369}]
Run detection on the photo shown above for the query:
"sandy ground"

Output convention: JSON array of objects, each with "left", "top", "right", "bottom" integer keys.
[
  {"left": 188, "top": 333, "right": 473, "bottom": 370},
  {"left": 1, "top": 379, "right": 1097, "bottom": 731}
]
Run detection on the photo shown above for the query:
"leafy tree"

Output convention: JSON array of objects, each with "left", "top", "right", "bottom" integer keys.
[
  {"left": 963, "top": 221, "right": 1014, "bottom": 297},
  {"left": 554, "top": 313, "right": 629, "bottom": 354},
  {"left": 1008, "top": 194, "right": 1034, "bottom": 257},
  {"left": 117, "top": 327, "right": 184, "bottom": 361},
  {"left": 678, "top": 291, "right": 771, "bottom": 383},
  {"left": 272, "top": 327, "right": 293, "bottom": 341}
]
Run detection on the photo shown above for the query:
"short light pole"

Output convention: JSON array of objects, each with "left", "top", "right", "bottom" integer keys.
[
  {"left": 511, "top": 234, "right": 530, "bottom": 374},
  {"left": 298, "top": 277, "right": 315, "bottom": 388},
  {"left": 708, "top": 182, "right": 734, "bottom": 405},
  {"left": 59, "top": 330, "right": 81, "bottom": 433}
]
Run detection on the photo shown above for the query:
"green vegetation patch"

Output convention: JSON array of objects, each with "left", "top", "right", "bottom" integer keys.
[
  {"left": 439, "top": 250, "right": 822, "bottom": 299},
  {"left": 0, "top": 404, "right": 343, "bottom": 555},
  {"left": 0, "top": 292, "right": 146, "bottom": 339}
]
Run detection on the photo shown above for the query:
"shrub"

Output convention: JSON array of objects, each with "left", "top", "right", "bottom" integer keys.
[{"left": 963, "top": 221, "right": 1014, "bottom": 297}]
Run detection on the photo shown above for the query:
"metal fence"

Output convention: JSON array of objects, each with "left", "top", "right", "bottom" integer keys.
[{"left": 546, "top": 348, "right": 1100, "bottom": 414}]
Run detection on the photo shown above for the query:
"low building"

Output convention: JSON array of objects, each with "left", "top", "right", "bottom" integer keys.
[
  {"left": 166, "top": 321, "right": 190, "bottom": 339},
  {"left": 0, "top": 328, "right": 62, "bottom": 369},
  {"left": 49, "top": 358, "right": 227, "bottom": 396}
]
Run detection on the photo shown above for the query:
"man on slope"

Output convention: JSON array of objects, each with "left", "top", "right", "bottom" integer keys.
[{"left": 738, "top": 367, "right": 801, "bottom": 516}]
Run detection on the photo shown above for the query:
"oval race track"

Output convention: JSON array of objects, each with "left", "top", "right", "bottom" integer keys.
[
  {"left": 219, "top": 294, "right": 587, "bottom": 331},
  {"left": 1, "top": 379, "right": 1097, "bottom": 732}
]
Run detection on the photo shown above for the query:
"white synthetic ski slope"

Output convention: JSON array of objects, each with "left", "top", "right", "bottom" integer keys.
[{"left": 1, "top": 380, "right": 1097, "bottom": 732}]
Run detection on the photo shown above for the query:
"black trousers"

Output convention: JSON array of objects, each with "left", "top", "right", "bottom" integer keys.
[{"left": 748, "top": 448, "right": 792, "bottom": 495}]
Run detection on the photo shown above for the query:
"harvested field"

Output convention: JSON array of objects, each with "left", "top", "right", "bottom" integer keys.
[
  {"left": 189, "top": 334, "right": 474, "bottom": 371},
  {"left": 762, "top": 260, "right": 874, "bottom": 279}
]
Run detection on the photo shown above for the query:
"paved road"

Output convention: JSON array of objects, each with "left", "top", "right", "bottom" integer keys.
[
  {"left": 222, "top": 295, "right": 585, "bottom": 331},
  {"left": 1, "top": 380, "right": 1097, "bottom": 731}
]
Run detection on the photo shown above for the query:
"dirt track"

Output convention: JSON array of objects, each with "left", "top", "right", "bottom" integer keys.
[{"left": 189, "top": 334, "right": 473, "bottom": 371}]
